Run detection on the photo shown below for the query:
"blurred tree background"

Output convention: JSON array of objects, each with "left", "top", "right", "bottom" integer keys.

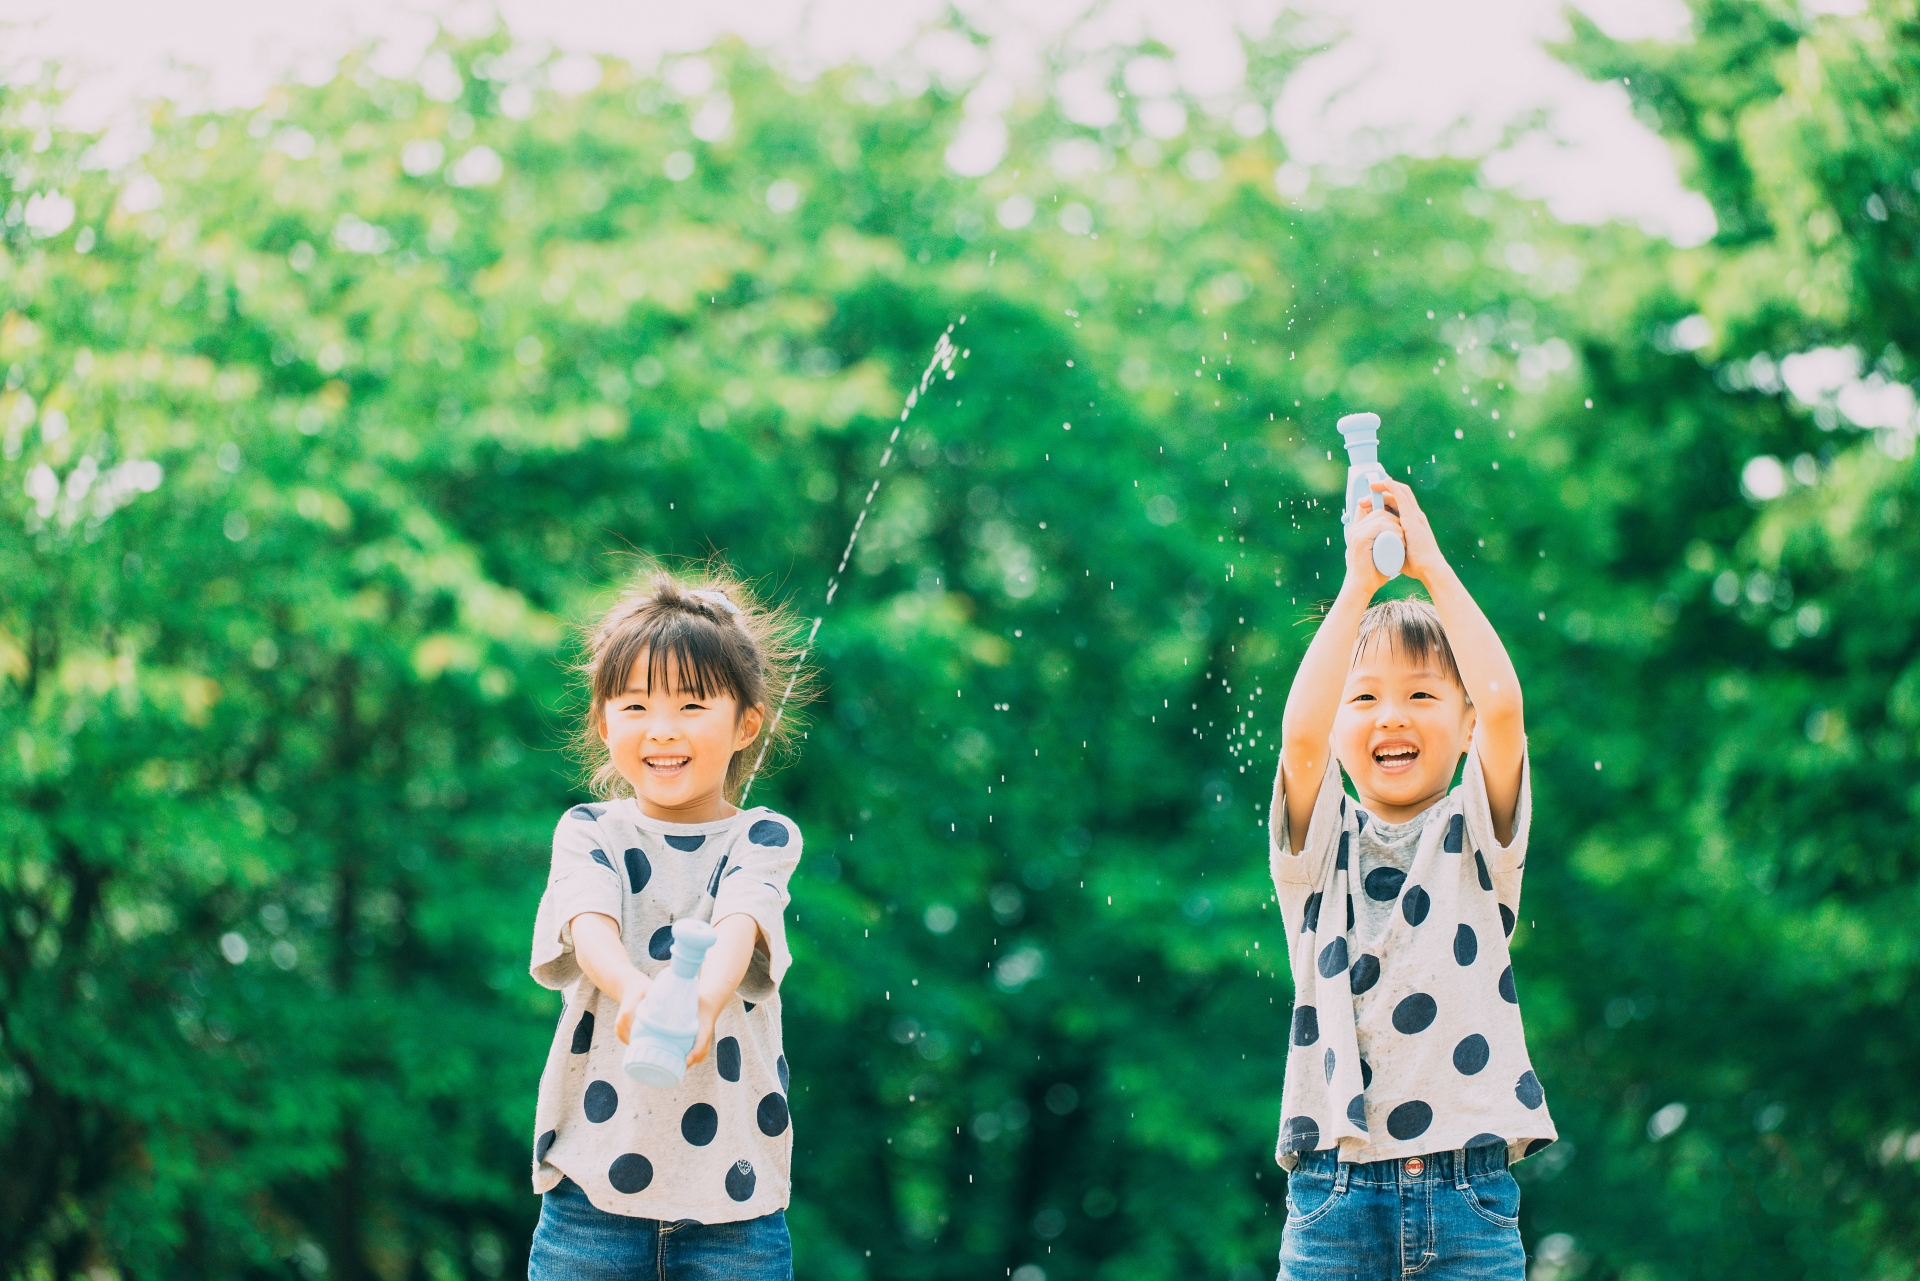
[{"left": 2, "top": 1, "right": 1918, "bottom": 1278}]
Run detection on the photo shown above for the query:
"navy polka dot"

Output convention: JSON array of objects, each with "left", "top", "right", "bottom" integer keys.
[
  {"left": 1356, "top": 810, "right": 1369, "bottom": 832},
  {"left": 706, "top": 856, "right": 729, "bottom": 897},
  {"left": 584, "top": 1080, "right": 618, "bottom": 1123},
  {"left": 1349, "top": 954, "right": 1381, "bottom": 994},
  {"left": 1301, "top": 892, "right": 1323, "bottom": 933},
  {"left": 1323, "top": 1048, "right": 1336, "bottom": 1082},
  {"left": 1317, "top": 937, "right": 1349, "bottom": 978},
  {"left": 1444, "top": 813, "right": 1464, "bottom": 853},
  {"left": 748, "top": 820, "right": 790, "bottom": 847},
  {"left": 1360, "top": 1059, "right": 1373, "bottom": 1088},
  {"left": 1347, "top": 1094, "right": 1368, "bottom": 1130},
  {"left": 1391, "top": 993, "right": 1437, "bottom": 1035},
  {"left": 1515, "top": 1070, "right": 1545, "bottom": 1110},
  {"left": 1465, "top": 1133, "right": 1504, "bottom": 1150},
  {"left": 1401, "top": 886, "right": 1431, "bottom": 926},
  {"left": 648, "top": 924, "right": 675, "bottom": 961},
  {"left": 725, "top": 1160, "right": 757, "bottom": 1201},
  {"left": 568, "top": 804, "right": 605, "bottom": 822},
  {"left": 1453, "top": 924, "right": 1478, "bottom": 967},
  {"left": 1280, "top": 1116, "right": 1320, "bottom": 1154},
  {"left": 1292, "top": 1005, "right": 1320, "bottom": 1046},
  {"left": 757, "top": 1093, "right": 790, "bottom": 1136},
  {"left": 742, "top": 1000, "right": 757, "bottom": 1013},
  {"left": 665, "top": 834, "right": 706, "bottom": 852},
  {"left": 1453, "top": 1034, "right": 1490, "bottom": 1076},
  {"left": 681, "top": 1103, "right": 719, "bottom": 1146},
  {"left": 624, "top": 848, "right": 651, "bottom": 892},
  {"left": 1500, "top": 904, "right": 1516, "bottom": 937},
  {"left": 609, "top": 1152, "right": 653, "bottom": 1194},
  {"left": 535, "top": 1129, "right": 557, "bottom": 1162},
  {"left": 1346, "top": 895, "right": 1355, "bottom": 930},
  {"left": 1364, "top": 867, "right": 1406, "bottom": 902},
  {"left": 570, "top": 1011, "right": 595, "bottom": 1055},
  {"left": 1336, "top": 831, "right": 1350, "bottom": 870},
  {"left": 1498, "top": 965, "right": 1518, "bottom": 1003},
  {"left": 777, "top": 1055, "right": 789, "bottom": 1093},
  {"left": 1386, "top": 1101, "right": 1433, "bottom": 1141},
  {"left": 1475, "top": 851, "right": 1493, "bottom": 892},
  {"left": 1525, "top": 1138, "right": 1553, "bottom": 1156},
  {"left": 590, "top": 848, "right": 616, "bottom": 873},
  {"left": 716, "top": 1036, "right": 741, "bottom": 1082}
]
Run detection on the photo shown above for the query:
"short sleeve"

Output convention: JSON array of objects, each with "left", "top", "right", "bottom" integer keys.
[
  {"left": 529, "top": 806, "right": 625, "bottom": 991},
  {"left": 1269, "top": 751, "right": 1347, "bottom": 887},
  {"left": 1459, "top": 737, "right": 1531, "bottom": 883},
  {"left": 710, "top": 809, "right": 801, "bottom": 1002}
]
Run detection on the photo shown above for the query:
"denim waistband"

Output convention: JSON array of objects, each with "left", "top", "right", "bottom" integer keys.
[{"left": 1290, "top": 1142, "right": 1508, "bottom": 1185}]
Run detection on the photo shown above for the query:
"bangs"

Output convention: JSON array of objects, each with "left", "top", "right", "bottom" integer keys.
[
  {"left": 596, "top": 611, "right": 749, "bottom": 707},
  {"left": 1353, "top": 597, "right": 1465, "bottom": 692}
]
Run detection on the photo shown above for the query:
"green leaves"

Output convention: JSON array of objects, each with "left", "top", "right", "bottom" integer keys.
[{"left": 1, "top": 20, "right": 1916, "bottom": 1281}]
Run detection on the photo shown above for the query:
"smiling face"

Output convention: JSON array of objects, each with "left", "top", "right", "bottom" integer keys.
[
  {"left": 597, "top": 652, "right": 765, "bottom": 824},
  {"left": 1332, "top": 635, "right": 1475, "bottom": 822}
]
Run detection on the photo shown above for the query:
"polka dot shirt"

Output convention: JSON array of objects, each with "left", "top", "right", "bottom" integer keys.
[
  {"left": 528, "top": 801, "right": 801, "bottom": 1222},
  {"left": 1268, "top": 744, "right": 1556, "bottom": 1170}
]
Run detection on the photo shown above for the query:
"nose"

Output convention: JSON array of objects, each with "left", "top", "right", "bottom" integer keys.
[{"left": 1374, "top": 701, "right": 1409, "bottom": 727}]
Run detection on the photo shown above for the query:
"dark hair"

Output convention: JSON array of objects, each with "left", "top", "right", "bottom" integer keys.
[
  {"left": 577, "top": 561, "right": 813, "bottom": 799},
  {"left": 1352, "top": 596, "right": 1468, "bottom": 701}
]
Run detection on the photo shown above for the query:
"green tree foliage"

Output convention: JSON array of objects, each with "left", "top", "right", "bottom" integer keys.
[{"left": 0, "top": 7, "right": 1914, "bottom": 1278}]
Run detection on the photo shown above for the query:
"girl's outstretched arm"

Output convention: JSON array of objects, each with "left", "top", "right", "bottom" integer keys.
[
  {"left": 686, "top": 914, "right": 765, "bottom": 1065},
  {"left": 1278, "top": 497, "right": 1401, "bottom": 852},
  {"left": 1369, "top": 477, "right": 1526, "bottom": 841},
  {"left": 571, "top": 911, "right": 652, "bottom": 1042}
]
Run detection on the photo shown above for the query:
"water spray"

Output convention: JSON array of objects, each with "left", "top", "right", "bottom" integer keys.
[{"left": 741, "top": 324, "right": 964, "bottom": 800}]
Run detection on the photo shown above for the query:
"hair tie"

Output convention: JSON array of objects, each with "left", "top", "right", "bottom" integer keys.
[{"left": 689, "top": 589, "right": 743, "bottom": 617}]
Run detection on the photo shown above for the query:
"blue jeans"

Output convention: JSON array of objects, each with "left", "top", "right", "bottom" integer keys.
[
  {"left": 1279, "top": 1145, "right": 1525, "bottom": 1280},
  {"left": 529, "top": 1178, "right": 794, "bottom": 1281}
]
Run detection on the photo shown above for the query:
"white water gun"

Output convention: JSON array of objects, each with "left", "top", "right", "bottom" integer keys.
[{"left": 1337, "top": 411, "right": 1404, "bottom": 580}]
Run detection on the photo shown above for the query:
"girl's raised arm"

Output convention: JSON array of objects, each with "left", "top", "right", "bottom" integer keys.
[
  {"left": 1368, "top": 477, "right": 1526, "bottom": 842},
  {"left": 1278, "top": 498, "right": 1401, "bottom": 852}
]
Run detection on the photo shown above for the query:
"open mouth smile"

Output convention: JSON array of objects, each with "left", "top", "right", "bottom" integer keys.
[
  {"left": 1372, "top": 742, "right": 1420, "bottom": 773},
  {"left": 644, "top": 755, "right": 691, "bottom": 777}
]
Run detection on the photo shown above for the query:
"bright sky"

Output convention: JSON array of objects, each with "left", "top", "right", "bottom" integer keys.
[{"left": 0, "top": 0, "right": 1713, "bottom": 243}]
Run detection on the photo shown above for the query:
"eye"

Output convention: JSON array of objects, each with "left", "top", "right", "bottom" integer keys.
[
  {"left": 681, "top": 702, "right": 706, "bottom": 712},
  {"left": 1352, "top": 693, "right": 1376, "bottom": 702},
  {"left": 1411, "top": 691, "right": 1436, "bottom": 700}
]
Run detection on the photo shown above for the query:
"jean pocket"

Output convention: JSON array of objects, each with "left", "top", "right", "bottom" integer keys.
[
  {"left": 1284, "top": 1170, "right": 1344, "bottom": 1229},
  {"left": 1459, "top": 1170, "right": 1521, "bottom": 1229}
]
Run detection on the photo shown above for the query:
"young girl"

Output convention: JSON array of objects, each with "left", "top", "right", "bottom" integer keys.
[
  {"left": 1269, "top": 477, "right": 1553, "bottom": 1279},
  {"left": 526, "top": 567, "right": 812, "bottom": 1280}
]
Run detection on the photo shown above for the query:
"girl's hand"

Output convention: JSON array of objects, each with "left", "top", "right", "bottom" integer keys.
[
  {"left": 1345, "top": 491, "right": 1405, "bottom": 595},
  {"left": 686, "top": 990, "right": 726, "bottom": 1066},
  {"left": 614, "top": 973, "right": 652, "bottom": 1044},
  {"left": 1367, "top": 478, "right": 1447, "bottom": 584}
]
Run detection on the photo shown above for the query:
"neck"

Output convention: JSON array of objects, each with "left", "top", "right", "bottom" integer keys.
[
  {"left": 636, "top": 790, "right": 739, "bottom": 825},
  {"left": 1355, "top": 783, "right": 1450, "bottom": 825}
]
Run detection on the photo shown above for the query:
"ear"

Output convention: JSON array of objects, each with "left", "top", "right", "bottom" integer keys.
[
  {"left": 594, "top": 707, "right": 609, "bottom": 745},
  {"left": 734, "top": 703, "right": 766, "bottom": 752}
]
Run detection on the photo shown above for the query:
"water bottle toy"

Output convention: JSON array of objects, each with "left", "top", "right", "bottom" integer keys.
[
  {"left": 1336, "top": 411, "right": 1405, "bottom": 580},
  {"left": 622, "top": 918, "right": 718, "bottom": 1088}
]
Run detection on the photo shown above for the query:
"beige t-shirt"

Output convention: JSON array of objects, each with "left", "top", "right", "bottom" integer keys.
[
  {"left": 1268, "top": 741, "right": 1556, "bottom": 1170},
  {"left": 527, "top": 800, "right": 801, "bottom": 1222}
]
